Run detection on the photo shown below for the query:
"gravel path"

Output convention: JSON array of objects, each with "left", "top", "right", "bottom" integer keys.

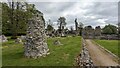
[{"left": 85, "top": 39, "right": 119, "bottom": 66}]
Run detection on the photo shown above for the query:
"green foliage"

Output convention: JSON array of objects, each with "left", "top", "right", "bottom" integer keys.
[
  {"left": 2, "top": 3, "right": 37, "bottom": 36},
  {"left": 103, "top": 27, "right": 112, "bottom": 34},
  {"left": 57, "top": 17, "right": 66, "bottom": 30},
  {"left": 102, "top": 24, "right": 117, "bottom": 34},
  {"left": 78, "top": 22, "right": 83, "bottom": 36},
  {"left": 2, "top": 36, "right": 81, "bottom": 66},
  {"left": 2, "top": 3, "right": 11, "bottom": 35},
  {"left": 47, "top": 25, "right": 54, "bottom": 31}
]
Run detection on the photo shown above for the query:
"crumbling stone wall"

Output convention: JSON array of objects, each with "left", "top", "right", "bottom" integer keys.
[
  {"left": 82, "top": 26, "right": 101, "bottom": 39},
  {"left": 76, "top": 38, "right": 94, "bottom": 66},
  {"left": 24, "top": 11, "right": 49, "bottom": 59},
  {"left": 0, "top": 35, "right": 8, "bottom": 43}
]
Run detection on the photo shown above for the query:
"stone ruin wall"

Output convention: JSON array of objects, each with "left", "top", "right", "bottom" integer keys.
[
  {"left": 24, "top": 12, "right": 49, "bottom": 59},
  {"left": 76, "top": 38, "right": 94, "bottom": 66}
]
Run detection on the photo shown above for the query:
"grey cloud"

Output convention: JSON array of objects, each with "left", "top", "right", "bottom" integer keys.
[
  {"left": 32, "top": 2, "right": 118, "bottom": 29},
  {"left": 82, "top": 2, "right": 118, "bottom": 27},
  {"left": 34, "top": 2, "right": 75, "bottom": 14},
  {"left": 84, "top": 2, "right": 117, "bottom": 17}
]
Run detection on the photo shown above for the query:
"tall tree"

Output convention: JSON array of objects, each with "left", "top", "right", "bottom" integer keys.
[
  {"left": 0, "top": 3, "right": 2, "bottom": 35},
  {"left": 78, "top": 22, "right": 83, "bottom": 36},
  {"left": 75, "top": 18, "right": 78, "bottom": 31},
  {"left": 4, "top": 1, "right": 25, "bottom": 38},
  {"left": 2, "top": 2, "right": 36, "bottom": 38},
  {"left": 57, "top": 17, "right": 66, "bottom": 36},
  {"left": 46, "top": 19, "right": 54, "bottom": 36},
  {"left": 2, "top": 3, "right": 11, "bottom": 35},
  {"left": 118, "top": 22, "right": 120, "bottom": 34},
  {"left": 75, "top": 18, "right": 78, "bottom": 35},
  {"left": 47, "top": 25, "right": 54, "bottom": 32}
]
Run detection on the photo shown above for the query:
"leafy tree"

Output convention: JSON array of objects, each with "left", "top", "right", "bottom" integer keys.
[
  {"left": 102, "top": 24, "right": 117, "bottom": 34},
  {"left": 103, "top": 27, "right": 112, "bottom": 34},
  {"left": 47, "top": 25, "right": 54, "bottom": 32},
  {"left": 78, "top": 22, "right": 83, "bottom": 36},
  {"left": 57, "top": 17, "right": 66, "bottom": 30},
  {"left": 2, "top": 3, "right": 11, "bottom": 35},
  {"left": 2, "top": 2, "right": 37, "bottom": 39},
  {"left": 57, "top": 17, "right": 66, "bottom": 36},
  {"left": 46, "top": 19, "right": 54, "bottom": 36}
]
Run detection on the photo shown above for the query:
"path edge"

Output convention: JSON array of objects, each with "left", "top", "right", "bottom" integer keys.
[{"left": 91, "top": 40, "right": 120, "bottom": 65}]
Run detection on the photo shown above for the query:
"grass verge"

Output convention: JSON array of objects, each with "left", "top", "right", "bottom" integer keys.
[
  {"left": 2, "top": 36, "right": 81, "bottom": 66},
  {"left": 94, "top": 39, "right": 119, "bottom": 58}
]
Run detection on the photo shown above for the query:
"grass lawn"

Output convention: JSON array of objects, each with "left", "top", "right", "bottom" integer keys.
[
  {"left": 2, "top": 36, "right": 81, "bottom": 66},
  {"left": 94, "top": 39, "right": 119, "bottom": 58}
]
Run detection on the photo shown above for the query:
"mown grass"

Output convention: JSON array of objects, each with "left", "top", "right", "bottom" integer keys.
[
  {"left": 2, "top": 36, "right": 81, "bottom": 66},
  {"left": 94, "top": 40, "right": 119, "bottom": 58}
]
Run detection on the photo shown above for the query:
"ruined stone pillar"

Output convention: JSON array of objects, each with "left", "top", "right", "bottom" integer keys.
[{"left": 24, "top": 11, "right": 49, "bottom": 59}]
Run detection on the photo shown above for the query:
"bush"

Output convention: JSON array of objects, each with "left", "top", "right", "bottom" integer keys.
[{"left": 11, "top": 36, "right": 17, "bottom": 39}]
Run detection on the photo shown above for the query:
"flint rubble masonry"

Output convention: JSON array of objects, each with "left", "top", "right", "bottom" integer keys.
[{"left": 24, "top": 11, "right": 50, "bottom": 59}]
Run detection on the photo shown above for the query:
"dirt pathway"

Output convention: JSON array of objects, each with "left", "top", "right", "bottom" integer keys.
[{"left": 85, "top": 39, "right": 119, "bottom": 66}]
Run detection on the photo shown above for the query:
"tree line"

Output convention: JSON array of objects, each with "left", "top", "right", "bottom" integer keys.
[
  {"left": 1, "top": 2, "right": 119, "bottom": 39},
  {"left": 2, "top": 2, "right": 38, "bottom": 39}
]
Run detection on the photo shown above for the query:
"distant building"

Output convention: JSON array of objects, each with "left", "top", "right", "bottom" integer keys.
[
  {"left": 82, "top": 26, "right": 101, "bottom": 39},
  {"left": 94, "top": 26, "right": 101, "bottom": 39}
]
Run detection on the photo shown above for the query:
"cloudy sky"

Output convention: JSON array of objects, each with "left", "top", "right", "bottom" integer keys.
[
  {"left": 29, "top": 1, "right": 118, "bottom": 29},
  {"left": 2, "top": 0, "right": 119, "bottom": 29}
]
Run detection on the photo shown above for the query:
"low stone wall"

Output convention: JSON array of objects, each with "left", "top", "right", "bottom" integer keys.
[{"left": 76, "top": 38, "right": 94, "bottom": 66}]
